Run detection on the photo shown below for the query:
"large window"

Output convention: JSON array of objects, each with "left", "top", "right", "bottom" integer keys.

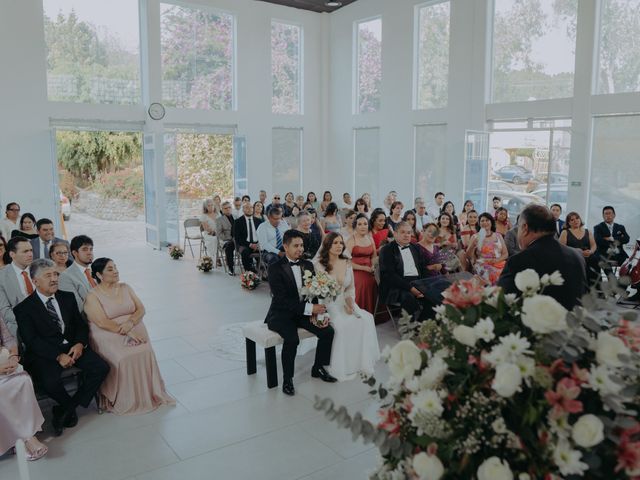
[
  {"left": 415, "top": 1, "right": 450, "bottom": 109},
  {"left": 354, "top": 128, "right": 380, "bottom": 204},
  {"left": 491, "top": 0, "right": 578, "bottom": 103},
  {"left": 596, "top": 0, "right": 640, "bottom": 94},
  {"left": 161, "top": 3, "right": 234, "bottom": 110},
  {"left": 272, "top": 128, "right": 302, "bottom": 196},
  {"left": 589, "top": 115, "right": 640, "bottom": 236},
  {"left": 355, "top": 18, "right": 382, "bottom": 114},
  {"left": 272, "top": 21, "right": 302, "bottom": 114},
  {"left": 43, "top": 0, "right": 140, "bottom": 104},
  {"left": 414, "top": 124, "right": 447, "bottom": 201}
]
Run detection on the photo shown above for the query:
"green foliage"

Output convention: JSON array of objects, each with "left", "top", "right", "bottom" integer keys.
[{"left": 92, "top": 167, "right": 144, "bottom": 208}]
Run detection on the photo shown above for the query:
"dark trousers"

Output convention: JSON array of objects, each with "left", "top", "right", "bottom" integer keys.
[
  {"left": 223, "top": 241, "right": 235, "bottom": 271},
  {"left": 389, "top": 276, "right": 436, "bottom": 320},
  {"left": 268, "top": 316, "right": 334, "bottom": 380},
  {"left": 30, "top": 346, "right": 109, "bottom": 410},
  {"left": 262, "top": 251, "right": 281, "bottom": 267},
  {"left": 238, "top": 246, "right": 257, "bottom": 272}
]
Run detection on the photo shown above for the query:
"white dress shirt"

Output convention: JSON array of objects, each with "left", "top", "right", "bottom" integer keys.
[
  {"left": 257, "top": 220, "right": 290, "bottom": 254},
  {"left": 245, "top": 216, "right": 257, "bottom": 243},
  {"left": 39, "top": 239, "right": 51, "bottom": 259},
  {"left": 231, "top": 207, "right": 242, "bottom": 219},
  {"left": 0, "top": 218, "right": 17, "bottom": 241},
  {"left": 286, "top": 256, "right": 314, "bottom": 316},
  {"left": 427, "top": 204, "right": 442, "bottom": 222},
  {"left": 399, "top": 245, "right": 419, "bottom": 277},
  {"left": 415, "top": 212, "right": 430, "bottom": 230},
  {"left": 11, "top": 262, "right": 31, "bottom": 296},
  {"left": 36, "top": 290, "right": 66, "bottom": 336}
]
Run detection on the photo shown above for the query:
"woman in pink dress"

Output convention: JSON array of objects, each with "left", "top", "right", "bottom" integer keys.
[
  {"left": 84, "top": 258, "right": 175, "bottom": 416},
  {"left": 346, "top": 214, "right": 378, "bottom": 314},
  {"left": 466, "top": 213, "right": 508, "bottom": 285}
]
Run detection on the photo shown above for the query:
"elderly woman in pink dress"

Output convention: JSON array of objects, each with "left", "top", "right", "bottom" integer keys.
[
  {"left": 84, "top": 258, "right": 175, "bottom": 416},
  {"left": 0, "top": 317, "right": 47, "bottom": 460}
]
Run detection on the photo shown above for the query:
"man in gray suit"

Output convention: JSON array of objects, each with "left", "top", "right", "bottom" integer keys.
[
  {"left": 215, "top": 201, "right": 235, "bottom": 275},
  {"left": 0, "top": 236, "right": 34, "bottom": 335},
  {"left": 30, "top": 218, "right": 68, "bottom": 260},
  {"left": 59, "top": 235, "right": 95, "bottom": 310}
]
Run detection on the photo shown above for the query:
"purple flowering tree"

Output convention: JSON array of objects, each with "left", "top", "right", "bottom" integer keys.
[
  {"left": 272, "top": 22, "right": 301, "bottom": 114},
  {"left": 357, "top": 19, "right": 382, "bottom": 113}
]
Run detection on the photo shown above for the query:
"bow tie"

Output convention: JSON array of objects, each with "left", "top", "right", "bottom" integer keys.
[
  {"left": 400, "top": 245, "right": 410, "bottom": 250},
  {"left": 289, "top": 261, "right": 300, "bottom": 267}
]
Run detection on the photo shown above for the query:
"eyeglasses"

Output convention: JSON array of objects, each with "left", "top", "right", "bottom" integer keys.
[
  {"left": 274, "top": 197, "right": 281, "bottom": 200},
  {"left": 8, "top": 208, "right": 20, "bottom": 212},
  {"left": 54, "top": 251, "right": 69, "bottom": 255}
]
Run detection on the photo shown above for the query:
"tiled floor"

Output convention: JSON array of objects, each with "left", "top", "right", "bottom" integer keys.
[{"left": 0, "top": 243, "right": 398, "bottom": 480}]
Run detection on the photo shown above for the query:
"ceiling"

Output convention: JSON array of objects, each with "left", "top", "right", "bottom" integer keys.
[{"left": 256, "top": 0, "right": 359, "bottom": 13}]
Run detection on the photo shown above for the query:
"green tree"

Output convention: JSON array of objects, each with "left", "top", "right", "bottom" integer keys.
[{"left": 416, "top": 2, "right": 450, "bottom": 109}]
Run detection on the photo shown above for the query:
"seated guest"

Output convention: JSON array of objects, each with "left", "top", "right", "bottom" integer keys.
[
  {"left": 320, "top": 191, "right": 333, "bottom": 214},
  {"left": 495, "top": 207, "right": 512, "bottom": 236},
  {"left": 0, "top": 236, "right": 8, "bottom": 269},
  {"left": 15, "top": 259, "right": 109, "bottom": 436},
  {"left": 59, "top": 235, "right": 96, "bottom": 310},
  {"left": 346, "top": 214, "right": 378, "bottom": 314},
  {"left": 498, "top": 205, "right": 587, "bottom": 310},
  {"left": 459, "top": 210, "right": 479, "bottom": 250},
  {"left": 467, "top": 213, "right": 508, "bottom": 285},
  {"left": 504, "top": 217, "right": 521, "bottom": 257},
  {"left": 265, "top": 230, "right": 336, "bottom": 396},
  {"left": 283, "top": 192, "right": 296, "bottom": 218},
  {"left": 340, "top": 210, "right": 357, "bottom": 242},
  {"left": 212, "top": 194, "right": 222, "bottom": 214},
  {"left": 379, "top": 222, "right": 429, "bottom": 320},
  {"left": 438, "top": 212, "right": 465, "bottom": 271},
  {"left": 84, "top": 258, "right": 175, "bottom": 415},
  {"left": 234, "top": 202, "right": 263, "bottom": 272},
  {"left": 215, "top": 202, "right": 236, "bottom": 275},
  {"left": 341, "top": 192, "right": 353, "bottom": 210},
  {"left": 550, "top": 203, "right": 565, "bottom": 238},
  {"left": 11, "top": 213, "right": 39, "bottom": 240},
  {"left": 402, "top": 210, "right": 420, "bottom": 243},
  {"left": 297, "top": 211, "right": 322, "bottom": 259},
  {"left": 295, "top": 195, "right": 306, "bottom": 210},
  {"left": 253, "top": 201, "right": 265, "bottom": 223},
  {"left": 593, "top": 206, "right": 630, "bottom": 273},
  {"left": 491, "top": 196, "right": 502, "bottom": 217},
  {"left": 559, "top": 212, "right": 600, "bottom": 286},
  {"left": 387, "top": 201, "right": 404, "bottom": 231},
  {"left": 361, "top": 192, "right": 373, "bottom": 212},
  {"left": 241, "top": 194, "right": 251, "bottom": 205},
  {"left": 354, "top": 198, "right": 370, "bottom": 218},
  {"left": 231, "top": 197, "right": 243, "bottom": 219},
  {"left": 257, "top": 207, "right": 290, "bottom": 266},
  {"left": 370, "top": 209, "right": 391, "bottom": 253},
  {"left": 266, "top": 193, "right": 282, "bottom": 216},
  {"left": 49, "top": 241, "right": 70, "bottom": 273},
  {"left": 200, "top": 198, "right": 218, "bottom": 263},
  {"left": 411, "top": 197, "right": 423, "bottom": 214},
  {"left": 458, "top": 200, "right": 475, "bottom": 227},
  {"left": 415, "top": 200, "right": 430, "bottom": 230},
  {"left": 427, "top": 192, "right": 445, "bottom": 223},
  {"left": 306, "top": 191, "right": 319, "bottom": 210},
  {"left": 417, "top": 223, "right": 446, "bottom": 276},
  {"left": 321, "top": 202, "right": 342, "bottom": 234},
  {"left": 30, "top": 218, "right": 67, "bottom": 260},
  {"left": 0, "top": 316, "right": 47, "bottom": 461},
  {"left": 308, "top": 208, "right": 325, "bottom": 246},
  {"left": 259, "top": 190, "right": 268, "bottom": 206},
  {"left": 442, "top": 201, "right": 459, "bottom": 231},
  {"left": 0, "top": 237, "right": 34, "bottom": 335},
  {"left": 0, "top": 203, "right": 20, "bottom": 241}
]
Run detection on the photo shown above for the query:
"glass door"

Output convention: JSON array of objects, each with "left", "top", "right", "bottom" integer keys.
[
  {"left": 162, "top": 133, "right": 180, "bottom": 247},
  {"left": 143, "top": 134, "right": 160, "bottom": 248},
  {"left": 463, "top": 130, "right": 490, "bottom": 213}
]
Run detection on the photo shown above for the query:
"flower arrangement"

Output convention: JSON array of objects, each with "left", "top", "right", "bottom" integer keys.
[
  {"left": 168, "top": 244, "right": 184, "bottom": 260},
  {"left": 301, "top": 269, "right": 340, "bottom": 327},
  {"left": 240, "top": 271, "right": 260, "bottom": 290},
  {"left": 197, "top": 256, "right": 214, "bottom": 273},
  {"left": 315, "top": 270, "right": 640, "bottom": 479}
]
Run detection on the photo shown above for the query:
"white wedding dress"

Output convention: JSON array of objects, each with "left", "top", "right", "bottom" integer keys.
[{"left": 314, "top": 262, "right": 380, "bottom": 381}]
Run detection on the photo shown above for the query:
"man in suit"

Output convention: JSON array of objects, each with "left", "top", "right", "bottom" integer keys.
[
  {"left": 58, "top": 235, "right": 96, "bottom": 310},
  {"left": 15, "top": 259, "right": 109, "bottom": 436},
  {"left": 0, "top": 236, "right": 34, "bottom": 335},
  {"left": 593, "top": 206, "right": 630, "bottom": 275},
  {"left": 550, "top": 203, "right": 565, "bottom": 238},
  {"left": 234, "top": 203, "right": 263, "bottom": 273},
  {"left": 265, "top": 230, "right": 336, "bottom": 396},
  {"left": 30, "top": 218, "right": 68, "bottom": 260},
  {"left": 379, "top": 222, "right": 430, "bottom": 320},
  {"left": 498, "top": 204, "right": 587, "bottom": 310},
  {"left": 215, "top": 202, "right": 236, "bottom": 276}
]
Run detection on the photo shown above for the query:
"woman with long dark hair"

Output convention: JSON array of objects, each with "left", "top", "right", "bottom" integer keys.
[
  {"left": 466, "top": 213, "right": 507, "bottom": 284},
  {"left": 345, "top": 214, "right": 377, "bottom": 314},
  {"left": 370, "top": 209, "right": 390, "bottom": 253}
]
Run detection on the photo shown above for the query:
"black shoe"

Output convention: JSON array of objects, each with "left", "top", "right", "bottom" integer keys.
[
  {"left": 282, "top": 379, "right": 295, "bottom": 396},
  {"left": 311, "top": 366, "right": 338, "bottom": 383},
  {"left": 228, "top": 270, "right": 235, "bottom": 276},
  {"left": 63, "top": 408, "right": 78, "bottom": 428},
  {"left": 51, "top": 406, "right": 65, "bottom": 436}
]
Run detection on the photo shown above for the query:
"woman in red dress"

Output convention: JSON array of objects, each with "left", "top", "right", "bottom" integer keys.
[
  {"left": 370, "top": 209, "right": 391, "bottom": 253},
  {"left": 346, "top": 213, "right": 378, "bottom": 315}
]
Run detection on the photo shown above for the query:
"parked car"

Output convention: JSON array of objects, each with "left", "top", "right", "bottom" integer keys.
[
  {"left": 531, "top": 184, "right": 568, "bottom": 212},
  {"left": 493, "top": 165, "right": 535, "bottom": 184},
  {"left": 60, "top": 190, "right": 71, "bottom": 221},
  {"left": 489, "top": 189, "right": 545, "bottom": 223},
  {"left": 488, "top": 180, "right": 515, "bottom": 191}
]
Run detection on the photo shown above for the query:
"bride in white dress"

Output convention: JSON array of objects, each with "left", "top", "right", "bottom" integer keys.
[{"left": 314, "top": 232, "right": 380, "bottom": 381}]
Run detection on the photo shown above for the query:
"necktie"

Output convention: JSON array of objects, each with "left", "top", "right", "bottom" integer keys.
[
  {"left": 43, "top": 241, "right": 49, "bottom": 259},
  {"left": 21, "top": 271, "right": 34, "bottom": 295},
  {"left": 275, "top": 226, "right": 283, "bottom": 250},
  {"left": 45, "top": 298, "right": 63, "bottom": 333},
  {"left": 84, "top": 268, "right": 97, "bottom": 288},
  {"left": 247, "top": 217, "right": 254, "bottom": 243}
]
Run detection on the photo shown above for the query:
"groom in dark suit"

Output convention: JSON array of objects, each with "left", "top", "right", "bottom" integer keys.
[
  {"left": 15, "top": 259, "right": 109, "bottom": 436},
  {"left": 265, "top": 230, "right": 336, "bottom": 396}
]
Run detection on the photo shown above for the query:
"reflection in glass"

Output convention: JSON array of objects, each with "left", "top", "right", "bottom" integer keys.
[{"left": 272, "top": 128, "right": 302, "bottom": 196}]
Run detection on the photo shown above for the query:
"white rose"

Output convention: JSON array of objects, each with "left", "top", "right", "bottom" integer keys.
[
  {"left": 492, "top": 363, "right": 522, "bottom": 398},
  {"left": 412, "top": 452, "right": 444, "bottom": 480},
  {"left": 571, "top": 414, "right": 604, "bottom": 448},
  {"left": 596, "top": 332, "right": 630, "bottom": 368},
  {"left": 521, "top": 296, "right": 567, "bottom": 334},
  {"left": 388, "top": 340, "right": 423, "bottom": 381},
  {"left": 514, "top": 269, "right": 540, "bottom": 295},
  {"left": 477, "top": 457, "right": 514, "bottom": 480},
  {"left": 453, "top": 325, "right": 478, "bottom": 347}
]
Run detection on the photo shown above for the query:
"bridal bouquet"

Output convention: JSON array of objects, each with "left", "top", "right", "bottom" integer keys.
[
  {"left": 315, "top": 271, "right": 640, "bottom": 479},
  {"left": 168, "top": 244, "right": 184, "bottom": 260},
  {"left": 197, "top": 256, "right": 214, "bottom": 273},
  {"left": 240, "top": 271, "right": 260, "bottom": 290},
  {"left": 301, "top": 270, "right": 340, "bottom": 327}
]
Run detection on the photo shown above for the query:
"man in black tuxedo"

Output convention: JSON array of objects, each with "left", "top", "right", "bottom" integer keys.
[
  {"left": 234, "top": 202, "right": 263, "bottom": 273},
  {"left": 593, "top": 205, "right": 630, "bottom": 275},
  {"left": 379, "top": 222, "right": 430, "bottom": 319},
  {"left": 498, "top": 204, "right": 587, "bottom": 310},
  {"left": 15, "top": 259, "right": 109, "bottom": 436},
  {"left": 265, "top": 230, "right": 336, "bottom": 396},
  {"left": 550, "top": 203, "right": 565, "bottom": 238}
]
